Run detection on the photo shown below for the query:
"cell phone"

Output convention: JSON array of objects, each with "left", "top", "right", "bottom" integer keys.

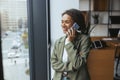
[{"left": 72, "top": 22, "right": 80, "bottom": 30}]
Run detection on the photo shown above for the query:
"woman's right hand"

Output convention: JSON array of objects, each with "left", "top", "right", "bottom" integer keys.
[{"left": 66, "top": 27, "right": 76, "bottom": 41}]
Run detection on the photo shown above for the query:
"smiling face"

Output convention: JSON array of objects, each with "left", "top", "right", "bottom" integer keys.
[{"left": 61, "top": 14, "right": 74, "bottom": 34}]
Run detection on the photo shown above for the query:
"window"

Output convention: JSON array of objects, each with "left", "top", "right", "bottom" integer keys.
[{"left": 0, "top": 0, "right": 30, "bottom": 80}]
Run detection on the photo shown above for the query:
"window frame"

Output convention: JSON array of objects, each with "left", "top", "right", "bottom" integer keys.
[{"left": 28, "top": 0, "right": 50, "bottom": 80}]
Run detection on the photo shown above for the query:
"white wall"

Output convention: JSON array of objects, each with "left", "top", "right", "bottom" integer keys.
[
  {"left": 90, "top": 25, "right": 108, "bottom": 36},
  {"left": 50, "top": 0, "right": 79, "bottom": 47}
]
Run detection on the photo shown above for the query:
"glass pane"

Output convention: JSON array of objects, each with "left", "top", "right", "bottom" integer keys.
[{"left": 0, "top": 0, "right": 30, "bottom": 80}]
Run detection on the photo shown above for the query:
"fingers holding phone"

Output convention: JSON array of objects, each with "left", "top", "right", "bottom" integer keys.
[
  {"left": 66, "top": 27, "right": 76, "bottom": 41},
  {"left": 68, "top": 27, "right": 75, "bottom": 36},
  {"left": 66, "top": 22, "right": 80, "bottom": 41}
]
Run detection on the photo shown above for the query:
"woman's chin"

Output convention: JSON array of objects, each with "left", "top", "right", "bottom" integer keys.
[
  {"left": 63, "top": 31, "right": 67, "bottom": 34},
  {"left": 63, "top": 31, "right": 66, "bottom": 34},
  {"left": 64, "top": 32, "right": 68, "bottom": 35}
]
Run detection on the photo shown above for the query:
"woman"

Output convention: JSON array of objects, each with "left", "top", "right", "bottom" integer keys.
[{"left": 51, "top": 9, "right": 91, "bottom": 80}]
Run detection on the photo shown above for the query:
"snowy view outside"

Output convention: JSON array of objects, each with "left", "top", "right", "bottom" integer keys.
[{"left": 0, "top": 0, "right": 30, "bottom": 80}]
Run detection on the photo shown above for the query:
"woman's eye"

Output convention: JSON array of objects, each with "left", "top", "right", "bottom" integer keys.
[
  {"left": 65, "top": 21, "right": 71, "bottom": 24},
  {"left": 61, "top": 20, "right": 72, "bottom": 24}
]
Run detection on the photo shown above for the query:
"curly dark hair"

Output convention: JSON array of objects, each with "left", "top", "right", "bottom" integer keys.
[{"left": 62, "top": 9, "right": 86, "bottom": 33}]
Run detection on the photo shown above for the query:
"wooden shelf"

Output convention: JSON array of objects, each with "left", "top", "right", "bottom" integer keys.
[{"left": 93, "top": 0, "right": 108, "bottom": 11}]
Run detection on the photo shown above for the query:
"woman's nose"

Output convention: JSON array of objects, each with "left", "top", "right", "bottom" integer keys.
[{"left": 61, "top": 23, "right": 66, "bottom": 27}]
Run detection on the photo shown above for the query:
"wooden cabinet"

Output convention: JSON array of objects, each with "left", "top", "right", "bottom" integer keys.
[
  {"left": 87, "top": 37, "right": 115, "bottom": 80},
  {"left": 87, "top": 48, "right": 114, "bottom": 80}
]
